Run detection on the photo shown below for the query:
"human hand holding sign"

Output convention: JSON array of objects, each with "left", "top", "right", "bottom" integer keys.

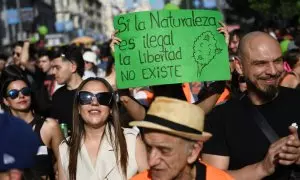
[
  {"left": 110, "top": 30, "right": 121, "bottom": 53},
  {"left": 217, "top": 22, "right": 229, "bottom": 46},
  {"left": 109, "top": 32, "right": 146, "bottom": 121}
]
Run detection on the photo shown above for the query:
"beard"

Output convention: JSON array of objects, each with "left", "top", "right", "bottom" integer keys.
[{"left": 245, "top": 77, "right": 279, "bottom": 101}]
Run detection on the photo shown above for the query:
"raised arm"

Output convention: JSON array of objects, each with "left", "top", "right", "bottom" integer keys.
[
  {"left": 218, "top": 22, "right": 229, "bottom": 46},
  {"left": 20, "top": 41, "right": 36, "bottom": 72},
  {"left": 195, "top": 81, "right": 225, "bottom": 114},
  {"left": 195, "top": 94, "right": 220, "bottom": 114},
  {"left": 120, "top": 96, "right": 146, "bottom": 121},
  {"left": 110, "top": 30, "right": 121, "bottom": 53}
]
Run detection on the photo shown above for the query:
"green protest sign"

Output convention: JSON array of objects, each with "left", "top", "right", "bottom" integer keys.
[{"left": 113, "top": 10, "right": 230, "bottom": 89}]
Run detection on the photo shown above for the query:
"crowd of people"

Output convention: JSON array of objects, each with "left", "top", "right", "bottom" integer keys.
[{"left": 1, "top": 14, "right": 300, "bottom": 180}]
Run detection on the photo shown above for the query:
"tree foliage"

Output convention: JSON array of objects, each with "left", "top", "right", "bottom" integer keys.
[{"left": 248, "top": 0, "right": 300, "bottom": 18}]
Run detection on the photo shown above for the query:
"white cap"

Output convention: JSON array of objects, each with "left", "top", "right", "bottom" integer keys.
[
  {"left": 91, "top": 45, "right": 99, "bottom": 52},
  {"left": 83, "top": 51, "right": 97, "bottom": 65}
]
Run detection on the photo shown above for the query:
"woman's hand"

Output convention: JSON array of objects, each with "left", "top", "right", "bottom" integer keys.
[
  {"left": 217, "top": 22, "right": 229, "bottom": 46},
  {"left": 110, "top": 30, "right": 122, "bottom": 53}
]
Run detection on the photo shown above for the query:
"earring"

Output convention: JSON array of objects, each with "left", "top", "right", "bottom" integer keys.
[{"left": 109, "top": 111, "right": 113, "bottom": 119}]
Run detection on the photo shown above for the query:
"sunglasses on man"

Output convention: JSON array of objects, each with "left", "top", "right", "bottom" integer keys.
[
  {"left": 78, "top": 91, "right": 113, "bottom": 106},
  {"left": 6, "top": 87, "right": 31, "bottom": 99}
]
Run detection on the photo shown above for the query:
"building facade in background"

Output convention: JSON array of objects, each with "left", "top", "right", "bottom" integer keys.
[
  {"left": 0, "top": 0, "right": 56, "bottom": 46},
  {"left": 54, "top": 0, "right": 103, "bottom": 41},
  {"left": 0, "top": 0, "right": 229, "bottom": 47}
]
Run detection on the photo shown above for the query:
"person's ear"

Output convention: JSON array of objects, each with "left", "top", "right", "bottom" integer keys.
[
  {"left": 187, "top": 142, "right": 202, "bottom": 164},
  {"left": 3, "top": 98, "right": 10, "bottom": 107},
  {"left": 70, "top": 61, "right": 78, "bottom": 74},
  {"left": 234, "top": 58, "right": 244, "bottom": 76}
]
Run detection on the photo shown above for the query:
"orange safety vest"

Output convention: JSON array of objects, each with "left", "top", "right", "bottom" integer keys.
[
  {"left": 216, "top": 88, "right": 230, "bottom": 105},
  {"left": 144, "top": 90, "right": 154, "bottom": 104},
  {"left": 131, "top": 162, "right": 233, "bottom": 180},
  {"left": 182, "top": 83, "right": 193, "bottom": 103}
]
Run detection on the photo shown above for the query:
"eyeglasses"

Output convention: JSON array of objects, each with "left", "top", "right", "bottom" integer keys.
[
  {"left": 6, "top": 87, "right": 31, "bottom": 99},
  {"left": 78, "top": 91, "right": 113, "bottom": 106}
]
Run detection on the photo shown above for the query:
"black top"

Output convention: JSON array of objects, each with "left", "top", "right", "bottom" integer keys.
[
  {"left": 29, "top": 115, "right": 54, "bottom": 179},
  {"left": 118, "top": 94, "right": 147, "bottom": 127},
  {"left": 23, "top": 68, "right": 44, "bottom": 89},
  {"left": 50, "top": 85, "right": 76, "bottom": 128},
  {"left": 23, "top": 68, "right": 51, "bottom": 117},
  {"left": 151, "top": 84, "right": 186, "bottom": 101},
  {"left": 195, "top": 161, "right": 206, "bottom": 180},
  {"left": 203, "top": 87, "right": 300, "bottom": 179},
  {"left": 43, "top": 74, "right": 56, "bottom": 97}
]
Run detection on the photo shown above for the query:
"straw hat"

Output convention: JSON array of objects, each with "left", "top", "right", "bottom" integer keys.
[{"left": 129, "top": 97, "right": 212, "bottom": 141}]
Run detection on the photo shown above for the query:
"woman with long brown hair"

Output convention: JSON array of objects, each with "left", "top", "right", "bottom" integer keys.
[{"left": 57, "top": 77, "right": 148, "bottom": 180}]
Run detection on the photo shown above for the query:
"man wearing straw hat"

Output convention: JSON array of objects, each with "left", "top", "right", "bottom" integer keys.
[{"left": 130, "top": 97, "right": 233, "bottom": 180}]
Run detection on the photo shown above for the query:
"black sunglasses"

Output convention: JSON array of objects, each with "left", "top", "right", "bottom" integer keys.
[
  {"left": 6, "top": 87, "right": 31, "bottom": 99},
  {"left": 78, "top": 91, "right": 113, "bottom": 106}
]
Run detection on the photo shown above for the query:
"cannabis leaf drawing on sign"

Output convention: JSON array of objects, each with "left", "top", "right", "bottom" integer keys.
[{"left": 193, "top": 31, "right": 222, "bottom": 77}]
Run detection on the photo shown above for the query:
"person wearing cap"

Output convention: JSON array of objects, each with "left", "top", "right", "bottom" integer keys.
[
  {"left": 0, "top": 112, "right": 39, "bottom": 180},
  {"left": 130, "top": 97, "right": 233, "bottom": 180},
  {"left": 82, "top": 50, "right": 98, "bottom": 80}
]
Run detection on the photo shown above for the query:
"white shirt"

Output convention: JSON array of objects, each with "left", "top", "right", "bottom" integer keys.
[{"left": 83, "top": 70, "right": 96, "bottom": 80}]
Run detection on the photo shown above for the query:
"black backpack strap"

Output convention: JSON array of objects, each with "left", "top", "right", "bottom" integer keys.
[
  {"left": 240, "top": 95, "right": 300, "bottom": 179},
  {"left": 240, "top": 95, "right": 279, "bottom": 143}
]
